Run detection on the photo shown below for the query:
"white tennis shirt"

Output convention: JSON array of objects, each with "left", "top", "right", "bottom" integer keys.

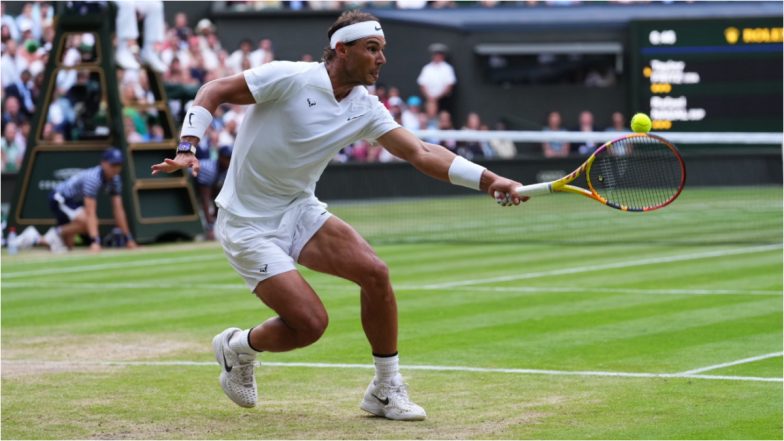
[{"left": 215, "top": 61, "right": 399, "bottom": 217}]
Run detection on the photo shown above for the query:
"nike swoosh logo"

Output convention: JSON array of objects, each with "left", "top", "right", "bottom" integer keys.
[
  {"left": 372, "top": 394, "right": 389, "bottom": 405},
  {"left": 347, "top": 114, "right": 367, "bottom": 121},
  {"left": 188, "top": 113, "right": 193, "bottom": 127},
  {"left": 374, "top": 26, "right": 381, "bottom": 31},
  {"left": 221, "top": 350, "right": 232, "bottom": 372}
]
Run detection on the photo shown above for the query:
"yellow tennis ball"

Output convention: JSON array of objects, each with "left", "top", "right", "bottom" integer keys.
[{"left": 630, "top": 113, "right": 652, "bottom": 133}]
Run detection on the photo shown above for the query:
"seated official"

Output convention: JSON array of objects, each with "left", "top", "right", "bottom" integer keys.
[{"left": 45, "top": 147, "right": 138, "bottom": 252}]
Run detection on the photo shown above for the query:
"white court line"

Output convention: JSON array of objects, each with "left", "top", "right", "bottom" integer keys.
[
  {"left": 3, "top": 281, "right": 780, "bottom": 297},
  {"left": 1, "top": 254, "right": 223, "bottom": 279},
  {"left": 1, "top": 281, "right": 245, "bottom": 290},
  {"left": 3, "top": 359, "right": 780, "bottom": 383},
  {"left": 419, "top": 244, "right": 783, "bottom": 289},
  {"left": 399, "top": 285, "right": 782, "bottom": 296},
  {"left": 679, "top": 352, "right": 784, "bottom": 375}
]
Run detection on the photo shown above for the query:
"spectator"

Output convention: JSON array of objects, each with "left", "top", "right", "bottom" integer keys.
[
  {"left": 1, "top": 3, "right": 19, "bottom": 41},
  {"left": 457, "top": 111, "right": 490, "bottom": 160},
  {"left": 114, "top": 0, "right": 168, "bottom": 73},
  {"left": 14, "top": 3, "right": 35, "bottom": 41},
  {"left": 123, "top": 115, "right": 145, "bottom": 143},
  {"left": 1, "top": 121, "right": 25, "bottom": 173},
  {"left": 436, "top": 110, "right": 457, "bottom": 153},
  {"left": 2, "top": 96, "right": 27, "bottom": 129},
  {"left": 417, "top": 111, "right": 439, "bottom": 144},
  {"left": 194, "top": 142, "right": 218, "bottom": 236},
  {"left": 46, "top": 90, "right": 75, "bottom": 137},
  {"left": 227, "top": 38, "right": 253, "bottom": 74},
  {"left": 149, "top": 124, "right": 165, "bottom": 142},
  {"left": 574, "top": 110, "right": 596, "bottom": 155},
  {"left": 1, "top": 38, "right": 20, "bottom": 88},
  {"left": 542, "top": 110, "right": 569, "bottom": 157},
  {"left": 387, "top": 96, "right": 404, "bottom": 125},
  {"left": 417, "top": 42, "right": 456, "bottom": 114},
  {"left": 488, "top": 121, "right": 517, "bottom": 159},
  {"left": 401, "top": 95, "right": 422, "bottom": 130},
  {"left": 173, "top": 11, "right": 192, "bottom": 45},
  {"left": 249, "top": 38, "right": 274, "bottom": 67},
  {"left": 195, "top": 19, "right": 223, "bottom": 71},
  {"left": 606, "top": 111, "right": 626, "bottom": 132},
  {"left": 371, "top": 83, "right": 388, "bottom": 107},
  {"left": 1, "top": 24, "right": 13, "bottom": 45},
  {"left": 386, "top": 86, "right": 401, "bottom": 108}
]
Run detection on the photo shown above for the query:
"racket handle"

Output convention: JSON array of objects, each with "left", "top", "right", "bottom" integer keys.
[{"left": 515, "top": 182, "right": 553, "bottom": 197}]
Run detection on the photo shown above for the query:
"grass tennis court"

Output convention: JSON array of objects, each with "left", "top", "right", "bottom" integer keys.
[{"left": 2, "top": 187, "right": 782, "bottom": 439}]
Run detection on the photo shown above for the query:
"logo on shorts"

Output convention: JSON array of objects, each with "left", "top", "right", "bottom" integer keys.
[{"left": 259, "top": 264, "right": 268, "bottom": 273}]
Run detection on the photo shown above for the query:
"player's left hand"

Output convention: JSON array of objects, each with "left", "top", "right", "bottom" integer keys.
[{"left": 151, "top": 153, "right": 200, "bottom": 177}]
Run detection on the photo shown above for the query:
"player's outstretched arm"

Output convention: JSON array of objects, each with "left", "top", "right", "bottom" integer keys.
[
  {"left": 151, "top": 72, "right": 256, "bottom": 176},
  {"left": 377, "top": 128, "right": 526, "bottom": 206}
]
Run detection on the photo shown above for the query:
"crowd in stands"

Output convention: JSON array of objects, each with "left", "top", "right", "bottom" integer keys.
[
  {"left": 1, "top": 1, "right": 630, "bottom": 175},
  {"left": 221, "top": 1, "right": 670, "bottom": 12}
]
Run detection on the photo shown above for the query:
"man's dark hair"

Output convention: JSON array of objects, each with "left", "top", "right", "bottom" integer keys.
[{"left": 322, "top": 10, "right": 379, "bottom": 64}]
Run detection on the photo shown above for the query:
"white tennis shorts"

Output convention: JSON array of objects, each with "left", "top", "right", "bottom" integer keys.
[{"left": 215, "top": 197, "right": 332, "bottom": 291}]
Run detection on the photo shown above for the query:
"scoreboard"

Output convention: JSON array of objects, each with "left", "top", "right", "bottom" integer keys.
[{"left": 630, "top": 17, "right": 783, "bottom": 133}]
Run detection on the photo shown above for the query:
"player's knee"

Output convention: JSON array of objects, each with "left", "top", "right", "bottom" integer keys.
[
  {"left": 294, "top": 310, "right": 329, "bottom": 347},
  {"left": 359, "top": 257, "right": 390, "bottom": 289}
]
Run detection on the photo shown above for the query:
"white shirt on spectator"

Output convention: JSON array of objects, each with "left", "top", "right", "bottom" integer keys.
[
  {"left": 0, "top": 52, "right": 19, "bottom": 88},
  {"left": 417, "top": 60, "right": 456, "bottom": 99},
  {"left": 249, "top": 48, "right": 270, "bottom": 68}
]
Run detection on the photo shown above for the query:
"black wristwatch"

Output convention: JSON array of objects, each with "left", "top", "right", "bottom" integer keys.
[{"left": 177, "top": 141, "right": 197, "bottom": 155}]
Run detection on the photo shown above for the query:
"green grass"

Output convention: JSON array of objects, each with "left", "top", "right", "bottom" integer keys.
[{"left": 2, "top": 187, "right": 782, "bottom": 439}]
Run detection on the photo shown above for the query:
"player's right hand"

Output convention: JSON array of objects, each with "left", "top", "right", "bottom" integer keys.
[{"left": 151, "top": 153, "right": 201, "bottom": 177}]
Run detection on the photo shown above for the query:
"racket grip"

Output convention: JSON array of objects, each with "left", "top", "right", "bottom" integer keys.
[{"left": 515, "top": 182, "right": 553, "bottom": 197}]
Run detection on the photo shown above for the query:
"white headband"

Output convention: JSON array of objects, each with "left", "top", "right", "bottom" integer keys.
[{"left": 330, "top": 21, "right": 384, "bottom": 49}]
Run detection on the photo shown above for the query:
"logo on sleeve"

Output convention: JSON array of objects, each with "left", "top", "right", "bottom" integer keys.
[
  {"left": 307, "top": 98, "right": 317, "bottom": 108},
  {"left": 259, "top": 264, "right": 268, "bottom": 273}
]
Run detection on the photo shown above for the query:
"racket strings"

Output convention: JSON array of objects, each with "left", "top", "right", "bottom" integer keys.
[{"left": 590, "top": 136, "right": 684, "bottom": 210}]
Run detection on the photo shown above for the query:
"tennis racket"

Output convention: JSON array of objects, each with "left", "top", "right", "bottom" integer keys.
[{"left": 506, "top": 133, "right": 686, "bottom": 212}]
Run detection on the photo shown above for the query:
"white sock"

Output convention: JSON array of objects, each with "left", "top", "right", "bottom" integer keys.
[
  {"left": 228, "top": 328, "right": 261, "bottom": 356},
  {"left": 373, "top": 353, "right": 402, "bottom": 385}
]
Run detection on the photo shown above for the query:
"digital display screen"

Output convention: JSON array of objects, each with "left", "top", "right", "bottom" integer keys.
[{"left": 630, "top": 17, "right": 783, "bottom": 133}]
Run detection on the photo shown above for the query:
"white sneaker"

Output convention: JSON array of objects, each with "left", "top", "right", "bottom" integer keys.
[
  {"left": 212, "top": 327, "right": 257, "bottom": 408},
  {"left": 116, "top": 47, "right": 141, "bottom": 70},
  {"left": 360, "top": 378, "right": 427, "bottom": 421},
  {"left": 11, "top": 226, "right": 41, "bottom": 249},
  {"left": 141, "top": 47, "right": 167, "bottom": 73},
  {"left": 43, "top": 227, "right": 67, "bottom": 254}
]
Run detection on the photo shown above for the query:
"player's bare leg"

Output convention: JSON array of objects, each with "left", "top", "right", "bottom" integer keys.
[
  {"left": 251, "top": 271, "right": 329, "bottom": 352},
  {"left": 213, "top": 271, "right": 328, "bottom": 408},
  {"left": 298, "top": 216, "right": 426, "bottom": 420}
]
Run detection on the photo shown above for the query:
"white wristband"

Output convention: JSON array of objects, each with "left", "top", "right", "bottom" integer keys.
[
  {"left": 180, "top": 105, "right": 212, "bottom": 141},
  {"left": 448, "top": 156, "right": 486, "bottom": 190}
]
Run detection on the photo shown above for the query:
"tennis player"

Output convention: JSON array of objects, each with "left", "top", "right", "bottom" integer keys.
[{"left": 152, "top": 10, "right": 523, "bottom": 421}]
